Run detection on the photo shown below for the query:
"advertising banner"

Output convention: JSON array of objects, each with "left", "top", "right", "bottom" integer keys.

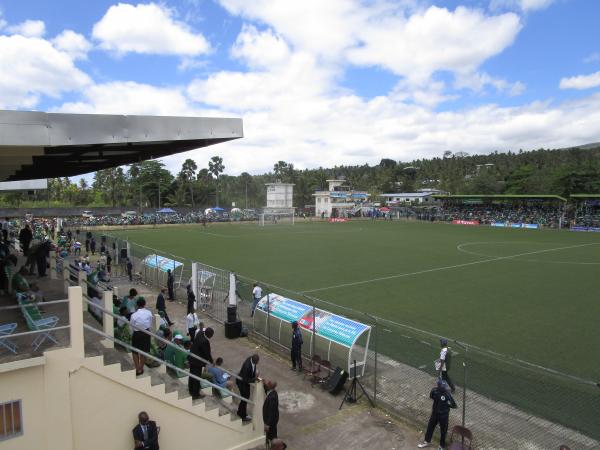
[
  {"left": 142, "top": 254, "right": 183, "bottom": 272},
  {"left": 351, "top": 193, "right": 369, "bottom": 199},
  {"left": 452, "top": 220, "right": 480, "bottom": 226},
  {"left": 330, "top": 192, "right": 349, "bottom": 198},
  {"left": 570, "top": 226, "right": 600, "bottom": 233},
  {"left": 491, "top": 222, "right": 506, "bottom": 227},
  {"left": 256, "top": 294, "right": 370, "bottom": 347},
  {"left": 491, "top": 222, "right": 539, "bottom": 229},
  {"left": 328, "top": 218, "right": 348, "bottom": 223}
]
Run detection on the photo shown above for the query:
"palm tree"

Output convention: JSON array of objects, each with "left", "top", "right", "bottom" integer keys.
[
  {"left": 180, "top": 159, "right": 197, "bottom": 207},
  {"left": 208, "top": 156, "right": 225, "bottom": 207}
]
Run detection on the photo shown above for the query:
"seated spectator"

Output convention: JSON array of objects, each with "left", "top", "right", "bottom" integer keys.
[
  {"left": 132, "top": 411, "right": 159, "bottom": 450},
  {"left": 157, "top": 310, "right": 169, "bottom": 330},
  {"left": 156, "top": 327, "right": 172, "bottom": 360},
  {"left": 30, "top": 283, "right": 44, "bottom": 302},
  {"left": 115, "top": 306, "right": 132, "bottom": 345},
  {"left": 165, "top": 334, "right": 188, "bottom": 378},
  {"left": 123, "top": 288, "right": 139, "bottom": 315},
  {"left": 207, "top": 357, "right": 236, "bottom": 397},
  {"left": 12, "top": 266, "right": 30, "bottom": 294}
]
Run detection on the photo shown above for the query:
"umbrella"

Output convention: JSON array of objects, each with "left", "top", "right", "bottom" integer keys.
[{"left": 379, "top": 207, "right": 390, "bottom": 212}]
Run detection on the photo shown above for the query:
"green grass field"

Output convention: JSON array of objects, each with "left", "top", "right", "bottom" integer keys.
[{"left": 109, "top": 219, "right": 599, "bottom": 381}]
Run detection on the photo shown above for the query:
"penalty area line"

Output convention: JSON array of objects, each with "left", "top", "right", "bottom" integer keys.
[{"left": 301, "top": 242, "right": 599, "bottom": 294}]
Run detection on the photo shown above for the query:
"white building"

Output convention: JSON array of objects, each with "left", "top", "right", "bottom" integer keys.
[
  {"left": 313, "top": 179, "right": 369, "bottom": 218},
  {"left": 265, "top": 182, "right": 294, "bottom": 208},
  {"left": 380, "top": 192, "right": 441, "bottom": 205}
]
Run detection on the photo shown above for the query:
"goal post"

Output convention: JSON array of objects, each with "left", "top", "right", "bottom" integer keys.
[{"left": 258, "top": 211, "right": 295, "bottom": 226}]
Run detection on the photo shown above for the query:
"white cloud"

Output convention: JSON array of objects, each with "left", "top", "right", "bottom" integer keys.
[
  {"left": 58, "top": 81, "right": 198, "bottom": 116},
  {"left": 0, "top": 34, "right": 91, "bottom": 109},
  {"left": 7, "top": 19, "right": 46, "bottom": 38},
  {"left": 583, "top": 52, "right": 600, "bottom": 64},
  {"left": 455, "top": 72, "right": 525, "bottom": 96},
  {"left": 560, "top": 71, "right": 600, "bottom": 90},
  {"left": 490, "top": 0, "right": 555, "bottom": 12},
  {"left": 230, "top": 25, "right": 290, "bottom": 69},
  {"left": 92, "top": 2, "right": 210, "bottom": 56},
  {"left": 347, "top": 6, "right": 521, "bottom": 84},
  {"left": 52, "top": 30, "right": 92, "bottom": 60}
]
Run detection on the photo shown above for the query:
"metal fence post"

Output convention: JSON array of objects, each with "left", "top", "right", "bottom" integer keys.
[
  {"left": 311, "top": 299, "right": 316, "bottom": 359},
  {"left": 267, "top": 293, "right": 271, "bottom": 349},
  {"left": 455, "top": 340, "right": 468, "bottom": 427},
  {"left": 373, "top": 317, "right": 378, "bottom": 405}
]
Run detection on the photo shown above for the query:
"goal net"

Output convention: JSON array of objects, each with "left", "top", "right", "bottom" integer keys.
[{"left": 258, "top": 212, "right": 295, "bottom": 226}]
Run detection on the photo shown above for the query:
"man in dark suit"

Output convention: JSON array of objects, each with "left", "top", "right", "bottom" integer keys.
[
  {"left": 263, "top": 379, "right": 279, "bottom": 446},
  {"left": 237, "top": 353, "right": 260, "bottom": 421},
  {"left": 167, "top": 269, "right": 175, "bottom": 301},
  {"left": 188, "top": 327, "right": 214, "bottom": 399},
  {"left": 132, "top": 411, "right": 159, "bottom": 450},
  {"left": 155, "top": 288, "right": 173, "bottom": 326}
]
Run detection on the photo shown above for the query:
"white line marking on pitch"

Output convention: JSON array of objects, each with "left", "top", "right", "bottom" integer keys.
[
  {"left": 456, "top": 241, "right": 600, "bottom": 265},
  {"left": 301, "top": 242, "right": 599, "bottom": 294}
]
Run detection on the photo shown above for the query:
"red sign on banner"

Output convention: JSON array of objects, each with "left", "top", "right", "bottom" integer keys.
[
  {"left": 452, "top": 219, "right": 480, "bottom": 226},
  {"left": 328, "top": 218, "right": 348, "bottom": 223}
]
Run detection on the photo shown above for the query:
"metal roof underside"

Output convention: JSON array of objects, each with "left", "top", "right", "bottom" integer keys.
[{"left": 0, "top": 110, "right": 243, "bottom": 181}]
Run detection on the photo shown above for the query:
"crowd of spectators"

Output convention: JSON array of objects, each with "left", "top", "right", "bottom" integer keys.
[
  {"left": 572, "top": 201, "right": 600, "bottom": 228},
  {"left": 61, "top": 210, "right": 259, "bottom": 228},
  {"left": 434, "top": 203, "right": 564, "bottom": 228}
]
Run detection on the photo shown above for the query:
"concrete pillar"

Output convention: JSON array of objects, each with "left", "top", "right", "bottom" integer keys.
[
  {"left": 126, "top": 241, "right": 131, "bottom": 261},
  {"left": 101, "top": 290, "right": 114, "bottom": 349},
  {"left": 250, "top": 380, "right": 265, "bottom": 432},
  {"left": 68, "top": 286, "right": 85, "bottom": 358},
  {"left": 63, "top": 266, "right": 70, "bottom": 294},
  {"left": 191, "top": 262, "right": 198, "bottom": 301},
  {"left": 50, "top": 250, "right": 57, "bottom": 280},
  {"left": 113, "top": 286, "right": 119, "bottom": 298},
  {"left": 78, "top": 270, "right": 87, "bottom": 294},
  {"left": 153, "top": 313, "right": 166, "bottom": 374}
]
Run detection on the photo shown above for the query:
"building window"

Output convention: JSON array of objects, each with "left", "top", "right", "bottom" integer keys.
[{"left": 0, "top": 400, "right": 23, "bottom": 440}]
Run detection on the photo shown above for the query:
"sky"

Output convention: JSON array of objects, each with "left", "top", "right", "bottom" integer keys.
[{"left": 1, "top": 0, "right": 600, "bottom": 177}]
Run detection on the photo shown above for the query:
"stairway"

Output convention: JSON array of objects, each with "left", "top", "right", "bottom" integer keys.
[{"left": 83, "top": 342, "right": 250, "bottom": 432}]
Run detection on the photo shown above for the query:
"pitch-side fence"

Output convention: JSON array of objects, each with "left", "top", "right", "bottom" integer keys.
[{"left": 97, "top": 232, "right": 599, "bottom": 449}]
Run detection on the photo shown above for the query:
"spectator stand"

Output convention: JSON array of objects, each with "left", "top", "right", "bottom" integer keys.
[
  {"left": 570, "top": 194, "right": 600, "bottom": 230},
  {"left": 141, "top": 254, "right": 185, "bottom": 291},
  {"left": 253, "top": 293, "right": 371, "bottom": 377},
  {"left": 433, "top": 194, "right": 567, "bottom": 228}
]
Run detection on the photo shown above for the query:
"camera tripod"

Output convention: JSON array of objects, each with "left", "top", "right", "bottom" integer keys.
[{"left": 339, "top": 360, "right": 374, "bottom": 410}]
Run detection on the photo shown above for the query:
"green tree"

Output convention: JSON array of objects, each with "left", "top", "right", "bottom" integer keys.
[
  {"left": 208, "top": 156, "right": 225, "bottom": 206},
  {"left": 179, "top": 158, "right": 198, "bottom": 207}
]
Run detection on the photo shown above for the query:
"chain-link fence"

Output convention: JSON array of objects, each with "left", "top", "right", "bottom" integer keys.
[{"left": 87, "top": 231, "right": 600, "bottom": 449}]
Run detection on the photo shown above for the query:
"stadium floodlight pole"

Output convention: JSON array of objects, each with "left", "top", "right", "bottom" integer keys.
[{"left": 454, "top": 339, "right": 468, "bottom": 428}]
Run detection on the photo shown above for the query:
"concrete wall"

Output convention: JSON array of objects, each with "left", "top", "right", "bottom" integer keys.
[{"left": 0, "top": 362, "right": 46, "bottom": 450}]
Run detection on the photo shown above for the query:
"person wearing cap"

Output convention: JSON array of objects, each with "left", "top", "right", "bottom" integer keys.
[
  {"left": 417, "top": 379, "right": 457, "bottom": 449},
  {"left": 290, "top": 321, "right": 303, "bottom": 371},
  {"left": 438, "top": 338, "right": 455, "bottom": 393},
  {"left": 165, "top": 333, "right": 188, "bottom": 378}
]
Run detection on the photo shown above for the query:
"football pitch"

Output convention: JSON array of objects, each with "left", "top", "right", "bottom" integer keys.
[{"left": 109, "top": 219, "right": 599, "bottom": 382}]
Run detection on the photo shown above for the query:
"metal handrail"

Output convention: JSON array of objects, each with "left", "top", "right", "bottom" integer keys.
[
  {"left": 80, "top": 297, "right": 242, "bottom": 382},
  {"left": 0, "top": 326, "right": 70, "bottom": 340},
  {"left": 82, "top": 324, "right": 252, "bottom": 404},
  {"left": 0, "top": 299, "right": 70, "bottom": 311}
]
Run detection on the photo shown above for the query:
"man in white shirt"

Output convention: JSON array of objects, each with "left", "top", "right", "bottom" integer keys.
[
  {"left": 251, "top": 283, "right": 262, "bottom": 317},
  {"left": 130, "top": 297, "right": 153, "bottom": 376},
  {"left": 438, "top": 338, "right": 455, "bottom": 393}
]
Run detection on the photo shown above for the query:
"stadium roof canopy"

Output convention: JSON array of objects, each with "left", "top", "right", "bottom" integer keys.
[
  {"left": 433, "top": 194, "right": 568, "bottom": 202},
  {"left": 0, "top": 110, "right": 243, "bottom": 182},
  {"left": 570, "top": 194, "right": 600, "bottom": 198}
]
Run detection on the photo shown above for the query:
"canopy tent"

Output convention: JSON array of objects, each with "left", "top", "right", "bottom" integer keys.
[
  {"left": 253, "top": 293, "right": 371, "bottom": 376},
  {"left": 156, "top": 207, "right": 176, "bottom": 214},
  {"left": 212, "top": 207, "right": 225, "bottom": 211}
]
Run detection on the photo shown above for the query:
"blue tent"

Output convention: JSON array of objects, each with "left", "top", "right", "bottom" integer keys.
[
  {"left": 212, "top": 207, "right": 225, "bottom": 211},
  {"left": 157, "top": 207, "right": 176, "bottom": 214}
]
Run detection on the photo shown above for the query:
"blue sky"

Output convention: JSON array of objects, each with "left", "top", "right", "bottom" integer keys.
[{"left": 1, "top": 0, "right": 600, "bottom": 176}]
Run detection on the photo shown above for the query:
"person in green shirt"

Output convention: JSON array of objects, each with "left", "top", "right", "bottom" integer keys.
[
  {"left": 12, "top": 266, "right": 30, "bottom": 294},
  {"left": 122, "top": 288, "right": 138, "bottom": 316},
  {"left": 165, "top": 334, "right": 188, "bottom": 378}
]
